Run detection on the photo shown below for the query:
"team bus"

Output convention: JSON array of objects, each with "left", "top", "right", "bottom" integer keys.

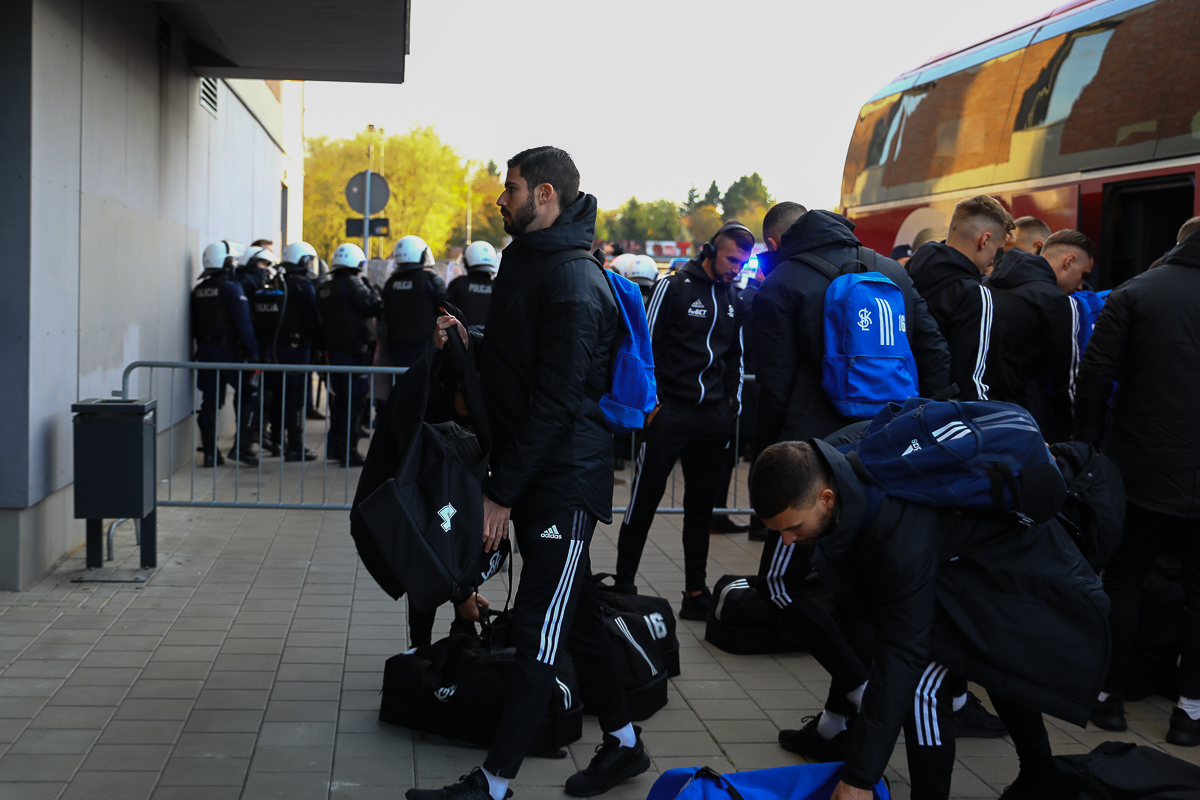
[{"left": 840, "top": 0, "right": 1200, "bottom": 289}]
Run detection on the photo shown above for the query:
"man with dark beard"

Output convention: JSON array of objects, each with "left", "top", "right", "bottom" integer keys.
[{"left": 409, "top": 147, "right": 647, "bottom": 800}]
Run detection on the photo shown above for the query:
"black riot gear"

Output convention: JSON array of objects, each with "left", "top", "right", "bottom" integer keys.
[
  {"left": 446, "top": 269, "right": 494, "bottom": 327},
  {"left": 383, "top": 265, "right": 447, "bottom": 345},
  {"left": 317, "top": 270, "right": 381, "bottom": 361}
]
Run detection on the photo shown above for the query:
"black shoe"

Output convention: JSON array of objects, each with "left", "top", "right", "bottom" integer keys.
[
  {"left": 327, "top": 448, "right": 366, "bottom": 467},
  {"left": 306, "top": 408, "right": 325, "bottom": 420},
  {"left": 565, "top": 727, "right": 650, "bottom": 797},
  {"left": 228, "top": 448, "right": 259, "bottom": 467},
  {"left": 953, "top": 691, "right": 1008, "bottom": 738},
  {"left": 201, "top": 452, "right": 226, "bottom": 468},
  {"left": 778, "top": 714, "right": 851, "bottom": 762},
  {"left": 710, "top": 515, "right": 749, "bottom": 534},
  {"left": 285, "top": 447, "right": 318, "bottom": 462},
  {"left": 1168, "top": 707, "right": 1200, "bottom": 746},
  {"left": 998, "top": 765, "right": 1075, "bottom": 800},
  {"left": 679, "top": 588, "right": 712, "bottom": 621},
  {"left": 1089, "top": 694, "right": 1126, "bottom": 731},
  {"left": 405, "top": 768, "right": 511, "bottom": 800}
]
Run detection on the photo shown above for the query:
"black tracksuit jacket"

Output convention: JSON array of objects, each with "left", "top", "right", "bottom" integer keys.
[
  {"left": 908, "top": 242, "right": 994, "bottom": 401},
  {"left": 475, "top": 193, "right": 620, "bottom": 523},
  {"left": 984, "top": 251, "right": 1079, "bottom": 442},
  {"left": 1074, "top": 231, "right": 1200, "bottom": 518},
  {"left": 645, "top": 259, "right": 743, "bottom": 411},
  {"left": 809, "top": 439, "right": 1110, "bottom": 790},
  {"left": 751, "top": 210, "right": 951, "bottom": 448}
]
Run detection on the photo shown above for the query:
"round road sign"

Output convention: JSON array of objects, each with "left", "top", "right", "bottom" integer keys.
[{"left": 345, "top": 171, "right": 390, "bottom": 215}]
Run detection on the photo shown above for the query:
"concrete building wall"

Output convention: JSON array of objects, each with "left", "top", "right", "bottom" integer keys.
[{"left": 0, "top": 0, "right": 305, "bottom": 590}]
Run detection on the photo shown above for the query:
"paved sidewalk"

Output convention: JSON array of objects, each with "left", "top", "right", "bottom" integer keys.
[{"left": 0, "top": 457, "right": 1196, "bottom": 800}]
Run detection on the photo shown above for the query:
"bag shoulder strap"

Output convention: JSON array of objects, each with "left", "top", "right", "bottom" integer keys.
[{"left": 436, "top": 300, "right": 493, "bottom": 462}]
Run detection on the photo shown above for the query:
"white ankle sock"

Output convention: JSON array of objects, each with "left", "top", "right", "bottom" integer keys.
[
  {"left": 816, "top": 710, "right": 848, "bottom": 740},
  {"left": 952, "top": 693, "right": 968, "bottom": 713},
  {"left": 608, "top": 722, "right": 637, "bottom": 748},
  {"left": 846, "top": 682, "right": 866, "bottom": 712},
  {"left": 1179, "top": 696, "right": 1200, "bottom": 721},
  {"left": 1098, "top": 691, "right": 1110, "bottom": 702},
  {"left": 482, "top": 768, "right": 509, "bottom": 800}
]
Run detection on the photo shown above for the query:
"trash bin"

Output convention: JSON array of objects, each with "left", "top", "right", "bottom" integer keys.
[{"left": 72, "top": 398, "right": 157, "bottom": 569}]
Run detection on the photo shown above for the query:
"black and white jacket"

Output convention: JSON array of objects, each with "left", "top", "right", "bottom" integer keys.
[{"left": 646, "top": 260, "right": 743, "bottom": 411}]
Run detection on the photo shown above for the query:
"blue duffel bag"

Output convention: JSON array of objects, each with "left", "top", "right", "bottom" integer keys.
[{"left": 647, "top": 764, "right": 889, "bottom": 800}]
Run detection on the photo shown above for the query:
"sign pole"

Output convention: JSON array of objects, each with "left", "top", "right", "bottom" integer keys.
[{"left": 364, "top": 125, "right": 375, "bottom": 258}]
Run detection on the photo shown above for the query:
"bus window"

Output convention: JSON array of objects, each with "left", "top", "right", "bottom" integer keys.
[
  {"left": 1157, "top": 11, "right": 1200, "bottom": 159},
  {"left": 842, "top": 95, "right": 901, "bottom": 206}
]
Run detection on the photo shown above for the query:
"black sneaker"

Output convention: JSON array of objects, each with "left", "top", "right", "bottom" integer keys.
[
  {"left": 306, "top": 408, "right": 325, "bottom": 420},
  {"left": 710, "top": 515, "right": 749, "bottom": 534},
  {"left": 228, "top": 448, "right": 259, "bottom": 467},
  {"left": 778, "top": 714, "right": 851, "bottom": 762},
  {"left": 953, "top": 692, "right": 1008, "bottom": 738},
  {"left": 285, "top": 447, "right": 318, "bottom": 462},
  {"left": 1089, "top": 694, "right": 1126, "bottom": 731},
  {"left": 406, "top": 768, "right": 511, "bottom": 800},
  {"left": 201, "top": 452, "right": 226, "bottom": 468},
  {"left": 678, "top": 589, "right": 712, "bottom": 621},
  {"left": 565, "top": 727, "right": 650, "bottom": 797},
  {"left": 1168, "top": 707, "right": 1200, "bottom": 746},
  {"left": 998, "top": 765, "right": 1076, "bottom": 799}
]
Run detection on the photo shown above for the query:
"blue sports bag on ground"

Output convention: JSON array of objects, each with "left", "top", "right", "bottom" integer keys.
[
  {"left": 799, "top": 248, "right": 919, "bottom": 419},
  {"left": 647, "top": 764, "right": 889, "bottom": 800},
  {"left": 839, "top": 397, "right": 1067, "bottom": 524}
]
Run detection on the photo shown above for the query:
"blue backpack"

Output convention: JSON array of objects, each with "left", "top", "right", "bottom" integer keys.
[
  {"left": 1072, "top": 289, "right": 1110, "bottom": 353},
  {"left": 799, "top": 248, "right": 919, "bottom": 419},
  {"left": 648, "top": 764, "right": 889, "bottom": 800},
  {"left": 539, "top": 249, "right": 657, "bottom": 432},
  {"left": 838, "top": 397, "right": 1067, "bottom": 524}
]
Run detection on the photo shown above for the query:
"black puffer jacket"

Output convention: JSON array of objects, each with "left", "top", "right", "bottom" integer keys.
[
  {"left": 751, "top": 210, "right": 950, "bottom": 447},
  {"left": 810, "top": 439, "right": 1110, "bottom": 790},
  {"left": 984, "top": 251, "right": 1079, "bottom": 442},
  {"left": 477, "top": 193, "right": 620, "bottom": 523},
  {"left": 1074, "top": 231, "right": 1200, "bottom": 517},
  {"left": 908, "top": 242, "right": 994, "bottom": 401}
]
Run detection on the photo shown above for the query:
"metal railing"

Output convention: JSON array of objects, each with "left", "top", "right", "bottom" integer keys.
[{"left": 118, "top": 360, "right": 756, "bottom": 516}]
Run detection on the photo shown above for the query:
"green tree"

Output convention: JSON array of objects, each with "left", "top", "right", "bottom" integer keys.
[
  {"left": 645, "top": 198, "right": 685, "bottom": 240},
  {"left": 722, "top": 173, "right": 773, "bottom": 219},
  {"left": 682, "top": 186, "right": 701, "bottom": 215},
  {"left": 595, "top": 208, "right": 620, "bottom": 241},
  {"left": 684, "top": 205, "right": 723, "bottom": 243},
  {"left": 702, "top": 180, "right": 722, "bottom": 208},
  {"left": 449, "top": 159, "right": 507, "bottom": 249},
  {"left": 616, "top": 197, "right": 650, "bottom": 242}
]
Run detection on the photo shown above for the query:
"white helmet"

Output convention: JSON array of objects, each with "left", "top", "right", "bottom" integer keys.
[
  {"left": 464, "top": 241, "right": 499, "bottom": 271},
  {"left": 242, "top": 245, "right": 276, "bottom": 268},
  {"left": 609, "top": 253, "right": 637, "bottom": 276},
  {"left": 330, "top": 243, "right": 367, "bottom": 271},
  {"left": 623, "top": 255, "right": 659, "bottom": 287},
  {"left": 393, "top": 235, "right": 431, "bottom": 266},
  {"left": 202, "top": 240, "right": 244, "bottom": 271},
  {"left": 281, "top": 241, "right": 318, "bottom": 268}
]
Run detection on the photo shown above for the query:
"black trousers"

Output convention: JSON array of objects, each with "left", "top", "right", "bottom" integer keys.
[
  {"left": 616, "top": 401, "right": 734, "bottom": 592},
  {"left": 195, "top": 342, "right": 257, "bottom": 456},
  {"left": 1102, "top": 501, "right": 1200, "bottom": 698},
  {"left": 483, "top": 509, "right": 630, "bottom": 779}
]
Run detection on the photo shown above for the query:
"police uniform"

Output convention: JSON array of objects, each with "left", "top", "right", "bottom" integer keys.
[
  {"left": 445, "top": 267, "right": 493, "bottom": 328},
  {"left": 382, "top": 264, "right": 446, "bottom": 367},
  {"left": 191, "top": 268, "right": 260, "bottom": 465},
  {"left": 256, "top": 264, "right": 323, "bottom": 460},
  {"left": 316, "top": 269, "right": 382, "bottom": 464}
]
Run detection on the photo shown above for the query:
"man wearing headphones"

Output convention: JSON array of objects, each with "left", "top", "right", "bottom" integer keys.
[{"left": 614, "top": 222, "right": 752, "bottom": 619}]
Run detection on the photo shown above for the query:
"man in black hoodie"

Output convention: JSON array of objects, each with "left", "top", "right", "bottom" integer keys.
[
  {"left": 412, "top": 147, "right": 646, "bottom": 800},
  {"left": 1076, "top": 222, "right": 1200, "bottom": 745},
  {"left": 908, "top": 195, "right": 1014, "bottom": 401},
  {"left": 983, "top": 229, "right": 1092, "bottom": 442}
]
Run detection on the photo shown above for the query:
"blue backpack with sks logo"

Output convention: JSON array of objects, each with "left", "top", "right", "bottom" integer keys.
[
  {"left": 837, "top": 397, "right": 1067, "bottom": 524},
  {"left": 798, "top": 248, "right": 919, "bottom": 419},
  {"left": 539, "top": 249, "right": 657, "bottom": 432}
]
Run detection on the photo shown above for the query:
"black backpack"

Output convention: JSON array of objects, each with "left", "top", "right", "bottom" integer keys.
[
  {"left": 1050, "top": 441, "right": 1126, "bottom": 571},
  {"left": 380, "top": 633, "right": 582, "bottom": 756}
]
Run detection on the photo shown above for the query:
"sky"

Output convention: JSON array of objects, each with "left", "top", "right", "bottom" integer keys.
[{"left": 303, "top": 0, "right": 1057, "bottom": 213}]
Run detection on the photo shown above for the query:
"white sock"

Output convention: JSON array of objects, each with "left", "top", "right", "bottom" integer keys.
[
  {"left": 1180, "top": 696, "right": 1200, "bottom": 721},
  {"left": 1097, "top": 691, "right": 1110, "bottom": 702},
  {"left": 816, "top": 710, "right": 848, "bottom": 740},
  {"left": 952, "top": 693, "right": 968, "bottom": 713},
  {"left": 482, "top": 768, "right": 509, "bottom": 800},
  {"left": 608, "top": 722, "right": 637, "bottom": 748},
  {"left": 846, "top": 682, "right": 866, "bottom": 712}
]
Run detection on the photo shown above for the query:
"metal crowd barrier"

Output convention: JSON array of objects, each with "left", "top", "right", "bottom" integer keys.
[{"left": 118, "top": 360, "right": 756, "bottom": 517}]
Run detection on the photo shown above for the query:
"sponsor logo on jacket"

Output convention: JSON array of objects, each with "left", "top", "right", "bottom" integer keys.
[
  {"left": 438, "top": 504, "right": 456, "bottom": 531},
  {"left": 434, "top": 685, "right": 457, "bottom": 702},
  {"left": 688, "top": 299, "right": 707, "bottom": 318}
]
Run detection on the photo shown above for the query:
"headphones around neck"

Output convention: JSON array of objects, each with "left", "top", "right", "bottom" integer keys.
[{"left": 699, "top": 221, "right": 754, "bottom": 263}]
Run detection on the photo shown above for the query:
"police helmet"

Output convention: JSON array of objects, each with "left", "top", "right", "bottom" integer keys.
[
  {"left": 281, "top": 241, "right": 318, "bottom": 270},
  {"left": 609, "top": 253, "right": 636, "bottom": 276},
  {"left": 202, "top": 240, "right": 245, "bottom": 272},
  {"left": 464, "top": 241, "right": 499, "bottom": 272},
  {"left": 330, "top": 243, "right": 367, "bottom": 271},
  {"left": 242, "top": 245, "right": 276, "bottom": 269},
  {"left": 393, "top": 235, "right": 431, "bottom": 267},
  {"left": 623, "top": 255, "right": 660, "bottom": 288}
]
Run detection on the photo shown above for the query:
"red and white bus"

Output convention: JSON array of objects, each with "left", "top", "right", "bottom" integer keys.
[{"left": 840, "top": 0, "right": 1200, "bottom": 289}]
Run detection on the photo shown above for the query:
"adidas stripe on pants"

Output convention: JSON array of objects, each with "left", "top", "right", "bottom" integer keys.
[
  {"left": 483, "top": 509, "right": 630, "bottom": 779},
  {"left": 902, "top": 660, "right": 957, "bottom": 800}
]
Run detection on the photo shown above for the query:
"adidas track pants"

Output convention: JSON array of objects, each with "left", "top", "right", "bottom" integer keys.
[{"left": 483, "top": 509, "right": 630, "bottom": 779}]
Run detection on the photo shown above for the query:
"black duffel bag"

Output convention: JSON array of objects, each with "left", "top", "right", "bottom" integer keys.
[
  {"left": 594, "top": 605, "right": 670, "bottom": 721},
  {"left": 594, "top": 574, "right": 681, "bottom": 677},
  {"left": 380, "top": 633, "right": 582, "bottom": 756},
  {"left": 704, "top": 574, "right": 802, "bottom": 656}
]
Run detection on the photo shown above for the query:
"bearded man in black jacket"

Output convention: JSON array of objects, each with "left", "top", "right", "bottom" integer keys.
[{"left": 410, "top": 147, "right": 648, "bottom": 800}]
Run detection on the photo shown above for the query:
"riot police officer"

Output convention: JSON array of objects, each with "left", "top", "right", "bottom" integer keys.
[
  {"left": 234, "top": 244, "right": 275, "bottom": 297},
  {"left": 316, "top": 243, "right": 382, "bottom": 466},
  {"left": 382, "top": 235, "right": 446, "bottom": 368},
  {"left": 257, "top": 241, "right": 324, "bottom": 462},
  {"left": 192, "top": 240, "right": 259, "bottom": 467},
  {"left": 445, "top": 240, "right": 498, "bottom": 327}
]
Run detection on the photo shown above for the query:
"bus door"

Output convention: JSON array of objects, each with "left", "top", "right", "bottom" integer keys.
[{"left": 1099, "top": 174, "right": 1196, "bottom": 289}]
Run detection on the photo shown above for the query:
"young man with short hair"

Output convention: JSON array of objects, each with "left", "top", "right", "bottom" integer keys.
[
  {"left": 412, "top": 147, "right": 647, "bottom": 800},
  {"left": 988, "top": 215, "right": 1051, "bottom": 284}
]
